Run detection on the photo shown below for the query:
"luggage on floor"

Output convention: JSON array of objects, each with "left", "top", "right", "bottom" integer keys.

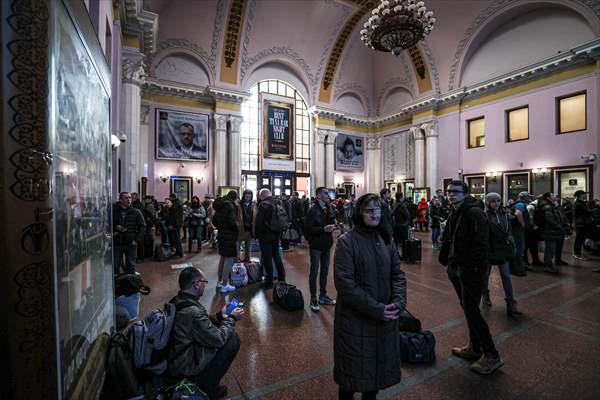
[
  {"left": 144, "top": 232, "right": 155, "bottom": 258},
  {"left": 250, "top": 239, "right": 261, "bottom": 252},
  {"left": 399, "top": 330, "right": 436, "bottom": 363},
  {"left": 403, "top": 238, "right": 422, "bottom": 263},
  {"left": 244, "top": 260, "right": 262, "bottom": 283},
  {"left": 273, "top": 282, "right": 304, "bottom": 311},
  {"left": 102, "top": 331, "right": 143, "bottom": 399},
  {"left": 154, "top": 243, "right": 175, "bottom": 262},
  {"left": 231, "top": 263, "right": 248, "bottom": 287},
  {"left": 116, "top": 293, "right": 141, "bottom": 321},
  {"left": 397, "top": 310, "right": 422, "bottom": 333}
]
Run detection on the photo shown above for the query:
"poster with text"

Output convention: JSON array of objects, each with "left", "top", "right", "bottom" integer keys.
[
  {"left": 263, "top": 100, "right": 293, "bottom": 159},
  {"left": 335, "top": 133, "right": 364, "bottom": 171},
  {"left": 156, "top": 109, "right": 209, "bottom": 161}
]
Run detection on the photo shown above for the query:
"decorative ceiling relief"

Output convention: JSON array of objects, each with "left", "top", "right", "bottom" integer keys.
[
  {"left": 375, "top": 76, "right": 414, "bottom": 115},
  {"left": 407, "top": 44, "right": 433, "bottom": 93},
  {"left": 334, "top": 82, "right": 373, "bottom": 115},
  {"left": 241, "top": 46, "right": 317, "bottom": 87},
  {"left": 220, "top": 0, "right": 247, "bottom": 84},
  {"left": 420, "top": 39, "right": 440, "bottom": 93},
  {"left": 240, "top": 0, "right": 257, "bottom": 81}
]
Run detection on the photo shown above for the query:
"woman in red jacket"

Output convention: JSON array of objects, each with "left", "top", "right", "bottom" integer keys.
[{"left": 417, "top": 198, "right": 429, "bottom": 231}]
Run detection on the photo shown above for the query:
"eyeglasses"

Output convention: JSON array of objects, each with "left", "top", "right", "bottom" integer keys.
[
  {"left": 364, "top": 208, "right": 382, "bottom": 215},
  {"left": 446, "top": 190, "right": 464, "bottom": 194}
]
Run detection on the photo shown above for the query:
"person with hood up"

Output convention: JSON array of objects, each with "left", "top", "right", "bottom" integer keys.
[
  {"left": 417, "top": 197, "right": 429, "bottom": 231},
  {"left": 439, "top": 181, "right": 503, "bottom": 375},
  {"left": 333, "top": 193, "right": 406, "bottom": 400},
  {"left": 536, "top": 192, "right": 566, "bottom": 273},
  {"left": 212, "top": 191, "right": 241, "bottom": 293}
]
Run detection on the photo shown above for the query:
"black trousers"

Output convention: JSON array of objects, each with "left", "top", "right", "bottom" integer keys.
[
  {"left": 339, "top": 388, "right": 378, "bottom": 400},
  {"left": 526, "top": 229, "right": 541, "bottom": 264},
  {"left": 449, "top": 267, "right": 498, "bottom": 356},
  {"left": 193, "top": 332, "right": 240, "bottom": 397},
  {"left": 574, "top": 227, "right": 587, "bottom": 255},
  {"left": 259, "top": 239, "right": 286, "bottom": 282},
  {"left": 168, "top": 227, "right": 183, "bottom": 257}
]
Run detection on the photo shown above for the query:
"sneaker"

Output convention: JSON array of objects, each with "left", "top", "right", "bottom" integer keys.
[
  {"left": 216, "top": 282, "right": 223, "bottom": 290},
  {"left": 573, "top": 254, "right": 588, "bottom": 261},
  {"left": 451, "top": 345, "right": 482, "bottom": 361},
  {"left": 470, "top": 354, "right": 504, "bottom": 375},
  {"left": 310, "top": 299, "right": 320, "bottom": 312},
  {"left": 220, "top": 284, "right": 236, "bottom": 293},
  {"left": 319, "top": 295, "right": 336, "bottom": 306}
]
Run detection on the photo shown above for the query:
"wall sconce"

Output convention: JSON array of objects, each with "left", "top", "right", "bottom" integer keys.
[
  {"left": 532, "top": 167, "right": 548, "bottom": 176},
  {"left": 485, "top": 172, "right": 499, "bottom": 178},
  {"left": 159, "top": 173, "right": 169, "bottom": 183},
  {"left": 195, "top": 176, "right": 204, "bottom": 184}
]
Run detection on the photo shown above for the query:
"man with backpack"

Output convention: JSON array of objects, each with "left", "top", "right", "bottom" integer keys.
[
  {"left": 573, "top": 190, "right": 591, "bottom": 261},
  {"left": 255, "top": 188, "right": 287, "bottom": 286},
  {"left": 168, "top": 267, "right": 244, "bottom": 399},
  {"left": 304, "top": 187, "right": 338, "bottom": 312},
  {"left": 536, "top": 192, "right": 565, "bottom": 273}
]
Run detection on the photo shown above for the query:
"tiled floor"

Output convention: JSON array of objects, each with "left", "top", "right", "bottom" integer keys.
[{"left": 137, "top": 232, "right": 600, "bottom": 400}]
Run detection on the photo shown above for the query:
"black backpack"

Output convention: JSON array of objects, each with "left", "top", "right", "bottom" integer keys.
[
  {"left": 534, "top": 203, "right": 546, "bottom": 228},
  {"left": 268, "top": 199, "right": 289, "bottom": 233},
  {"left": 102, "top": 332, "right": 142, "bottom": 399},
  {"left": 273, "top": 282, "right": 304, "bottom": 311}
]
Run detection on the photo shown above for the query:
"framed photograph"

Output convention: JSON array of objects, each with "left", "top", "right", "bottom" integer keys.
[
  {"left": 156, "top": 109, "right": 209, "bottom": 161},
  {"left": 171, "top": 177, "right": 193, "bottom": 203},
  {"left": 335, "top": 133, "right": 364, "bottom": 171},
  {"left": 218, "top": 186, "right": 241, "bottom": 198},
  {"left": 263, "top": 100, "right": 294, "bottom": 160},
  {"left": 413, "top": 187, "right": 430, "bottom": 204}
]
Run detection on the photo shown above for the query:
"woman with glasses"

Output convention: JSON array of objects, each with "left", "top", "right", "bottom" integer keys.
[
  {"left": 333, "top": 193, "right": 406, "bottom": 400},
  {"left": 482, "top": 192, "right": 523, "bottom": 318}
]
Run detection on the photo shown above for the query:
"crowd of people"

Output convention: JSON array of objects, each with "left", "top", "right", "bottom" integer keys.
[{"left": 111, "top": 184, "right": 599, "bottom": 399}]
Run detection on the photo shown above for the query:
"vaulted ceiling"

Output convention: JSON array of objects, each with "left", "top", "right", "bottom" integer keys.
[{"left": 142, "top": 0, "right": 600, "bottom": 117}]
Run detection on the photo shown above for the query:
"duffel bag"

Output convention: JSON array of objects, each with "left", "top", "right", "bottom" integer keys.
[
  {"left": 231, "top": 263, "right": 248, "bottom": 287},
  {"left": 154, "top": 243, "right": 175, "bottom": 262},
  {"left": 273, "top": 282, "right": 304, "bottom": 311},
  {"left": 399, "top": 330, "right": 436, "bottom": 363}
]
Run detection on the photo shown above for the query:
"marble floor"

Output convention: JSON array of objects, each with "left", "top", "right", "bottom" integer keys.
[{"left": 137, "top": 232, "right": 600, "bottom": 400}]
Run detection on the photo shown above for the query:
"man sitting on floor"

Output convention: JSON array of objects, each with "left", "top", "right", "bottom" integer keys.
[{"left": 168, "top": 267, "right": 244, "bottom": 399}]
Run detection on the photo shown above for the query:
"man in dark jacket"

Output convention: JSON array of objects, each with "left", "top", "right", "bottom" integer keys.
[
  {"left": 168, "top": 267, "right": 243, "bottom": 399},
  {"left": 573, "top": 190, "right": 590, "bottom": 261},
  {"left": 304, "top": 187, "right": 337, "bottom": 312},
  {"left": 168, "top": 193, "right": 185, "bottom": 257},
  {"left": 291, "top": 191, "right": 305, "bottom": 244},
  {"left": 439, "top": 181, "right": 502, "bottom": 375},
  {"left": 392, "top": 192, "right": 411, "bottom": 252},
  {"left": 536, "top": 193, "right": 565, "bottom": 273},
  {"left": 240, "top": 190, "right": 256, "bottom": 261},
  {"left": 113, "top": 192, "right": 146, "bottom": 274},
  {"left": 379, "top": 188, "right": 394, "bottom": 239},
  {"left": 255, "top": 188, "right": 286, "bottom": 285}
]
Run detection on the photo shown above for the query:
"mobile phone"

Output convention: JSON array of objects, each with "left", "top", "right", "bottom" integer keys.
[{"left": 226, "top": 299, "right": 240, "bottom": 315}]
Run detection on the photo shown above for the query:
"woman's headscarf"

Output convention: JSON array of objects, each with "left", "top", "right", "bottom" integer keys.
[{"left": 351, "top": 193, "right": 392, "bottom": 244}]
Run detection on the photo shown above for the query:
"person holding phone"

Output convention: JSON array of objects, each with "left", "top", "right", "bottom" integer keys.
[
  {"left": 168, "top": 267, "right": 244, "bottom": 399},
  {"left": 333, "top": 193, "right": 406, "bottom": 400}
]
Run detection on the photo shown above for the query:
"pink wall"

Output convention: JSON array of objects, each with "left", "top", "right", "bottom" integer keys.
[
  {"left": 146, "top": 104, "right": 214, "bottom": 201},
  {"left": 436, "top": 74, "right": 599, "bottom": 194}
]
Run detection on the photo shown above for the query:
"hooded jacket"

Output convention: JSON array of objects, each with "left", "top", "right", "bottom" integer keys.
[
  {"left": 212, "top": 197, "right": 240, "bottom": 256},
  {"left": 536, "top": 198, "right": 565, "bottom": 242},
  {"left": 439, "top": 196, "right": 489, "bottom": 276}
]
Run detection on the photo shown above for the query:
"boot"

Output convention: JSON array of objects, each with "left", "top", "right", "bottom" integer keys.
[
  {"left": 482, "top": 290, "right": 492, "bottom": 307},
  {"left": 506, "top": 298, "right": 523, "bottom": 317}
]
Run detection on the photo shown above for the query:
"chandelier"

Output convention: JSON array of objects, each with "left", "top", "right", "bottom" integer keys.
[{"left": 360, "top": 0, "right": 436, "bottom": 56}]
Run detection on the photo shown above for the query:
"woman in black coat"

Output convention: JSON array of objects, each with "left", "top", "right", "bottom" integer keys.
[
  {"left": 212, "top": 191, "right": 240, "bottom": 293},
  {"left": 333, "top": 193, "right": 407, "bottom": 400}
]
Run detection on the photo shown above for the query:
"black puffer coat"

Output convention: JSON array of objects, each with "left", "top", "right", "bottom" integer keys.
[
  {"left": 537, "top": 198, "right": 565, "bottom": 242},
  {"left": 485, "top": 209, "right": 515, "bottom": 265},
  {"left": 212, "top": 198, "right": 239, "bottom": 257},
  {"left": 333, "top": 226, "right": 406, "bottom": 393}
]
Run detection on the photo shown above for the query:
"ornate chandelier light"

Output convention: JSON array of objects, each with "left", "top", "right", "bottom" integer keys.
[{"left": 360, "top": 0, "right": 436, "bottom": 56}]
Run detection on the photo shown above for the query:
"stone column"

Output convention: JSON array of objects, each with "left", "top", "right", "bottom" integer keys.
[
  {"left": 213, "top": 114, "right": 229, "bottom": 193},
  {"left": 228, "top": 115, "right": 243, "bottom": 188},
  {"left": 411, "top": 126, "right": 425, "bottom": 187},
  {"left": 325, "top": 131, "right": 338, "bottom": 189},
  {"left": 423, "top": 121, "right": 438, "bottom": 192},
  {"left": 120, "top": 52, "right": 145, "bottom": 192},
  {"left": 139, "top": 103, "right": 151, "bottom": 193},
  {"left": 313, "top": 129, "right": 328, "bottom": 189},
  {"left": 366, "top": 136, "right": 382, "bottom": 193}
]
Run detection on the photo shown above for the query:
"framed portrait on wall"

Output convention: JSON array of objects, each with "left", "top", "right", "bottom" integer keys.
[
  {"left": 263, "top": 100, "right": 294, "bottom": 160},
  {"left": 413, "top": 187, "right": 430, "bottom": 204},
  {"left": 335, "top": 133, "right": 364, "bottom": 171},
  {"left": 171, "top": 177, "right": 193, "bottom": 203},
  {"left": 156, "top": 109, "right": 209, "bottom": 161}
]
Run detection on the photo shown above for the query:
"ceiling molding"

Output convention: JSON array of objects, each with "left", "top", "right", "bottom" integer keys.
[
  {"left": 220, "top": 0, "right": 247, "bottom": 84},
  {"left": 334, "top": 82, "right": 372, "bottom": 115},
  {"left": 241, "top": 46, "right": 317, "bottom": 88},
  {"left": 123, "top": 0, "right": 158, "bottom": 53},
  {"left": 376, "top": 76, "right": 415, "bottom": 116},
  {"left": 143, "top": 78, "right": 250, "bottom": 105}
]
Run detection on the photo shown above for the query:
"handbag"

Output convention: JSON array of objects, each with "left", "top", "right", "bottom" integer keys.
[
  {"left": 282, "top": 227, "right": 299, "bottom": 241},
  {"left": 397, "top": 310, "right": 422, "bottom": 333}
]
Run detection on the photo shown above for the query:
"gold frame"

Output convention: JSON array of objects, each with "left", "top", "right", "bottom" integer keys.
[{"left": 263, "top": 99, "right": 294, "bottom": 160}]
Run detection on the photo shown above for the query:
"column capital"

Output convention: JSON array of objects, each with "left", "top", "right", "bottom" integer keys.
[
  {"left": 421, "top": 121, "right": 438, "bottom": 138},
  {"left": 214, "top": 114, "right": 228, "bottom": 131},
  {"left": 410, "top": 126, "right": 425, "bottom": 141},
  {"left": 325, "top": 131, "right": 338, "bottom": 145},
  {"left": 316, "top": 129, "right": 329, "bottom": 144},
  {"left": 228, "top": 115, "right": 243, "bottom": 133},
  {"left": 366, "top": 136, "right": 381, "bottom": 150},
  {"left": 122, "top": 58, "right": 146, "bottom": 86}
]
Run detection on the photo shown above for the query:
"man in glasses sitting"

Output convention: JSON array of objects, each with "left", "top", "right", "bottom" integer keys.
[
  {"left": 439, "top": 181, "right": 503, "bottom": 375},
  {"left": 168, "top": 267, "right": 244, "bottom": 399}
]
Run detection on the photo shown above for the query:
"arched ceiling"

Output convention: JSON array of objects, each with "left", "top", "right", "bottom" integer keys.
[{"left": 143, "top": 0, "right": 600, "bottom": 116}]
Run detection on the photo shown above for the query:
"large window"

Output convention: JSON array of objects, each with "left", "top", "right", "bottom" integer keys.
[
  {"left": 241, "top": 80, "right": 310, "bottom": 173},
  {"left": 468, "top": 117, "right": 485, "bottom": 148},
  {"left": 557, "top": 91, "right": 586, "bottom": 134},
  {"left": 506, "top": 106, "right": 528, "bottom": 142}
]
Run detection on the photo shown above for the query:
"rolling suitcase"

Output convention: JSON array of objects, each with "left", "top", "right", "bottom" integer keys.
[{"left": 403, "top": 238, "right": 422, "bottom": 263}]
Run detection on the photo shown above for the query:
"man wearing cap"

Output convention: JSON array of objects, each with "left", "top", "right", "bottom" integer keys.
[
  {"left": 573, "top": 190, "right": 590, "bottom": 261},
  {"left": 510, "top": 192, "right": 530, "bottom": 268}
]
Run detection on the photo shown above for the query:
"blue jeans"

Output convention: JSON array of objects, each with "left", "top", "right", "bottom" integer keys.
[
  {"left": 309, "top": 248, "right": 331, "bottom": 299},
  {"left": 114, "top": 243, "right": 137, "bottom": 274},
  {"left": 484, "top": 261, "right": 514, "bottom": 299},
  {"left": 512, "top": 229, "right": 525, "bottom": 259},
  {"left": 188, "top": 224, "right": 203, "bottom": 252},
  {"left": 431, "top": 227, "right": 441, "bottom": 246}
]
